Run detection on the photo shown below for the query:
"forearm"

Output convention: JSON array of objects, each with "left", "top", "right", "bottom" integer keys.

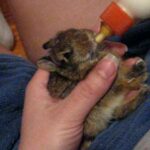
[{"left": 8, "top": 0, "right": 111, "bottom": 63}]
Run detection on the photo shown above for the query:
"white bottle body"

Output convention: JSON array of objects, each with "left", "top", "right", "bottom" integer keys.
[
  {"left": 0, "top": 10, "right": 14, "bottom": 49},
  {"left": 116, "top": 0, "right": 150, "bottom": 19}
]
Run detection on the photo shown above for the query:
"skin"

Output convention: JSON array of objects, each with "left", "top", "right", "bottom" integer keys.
[{"left": 0, "top": 0, "right": 139, "bottom": 149}]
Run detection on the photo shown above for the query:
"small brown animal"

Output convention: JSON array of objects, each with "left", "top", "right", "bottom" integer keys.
[{"left": 37, "top": 29, "right": 148, "bottom": 150}]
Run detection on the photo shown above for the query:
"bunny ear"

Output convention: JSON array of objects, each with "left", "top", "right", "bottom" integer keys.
[
  {"left": 43, "top": 39, "right": 56, "bottom": 50},
  {"left": 37, "top": 57, "right": 57, "bottom": 72}
]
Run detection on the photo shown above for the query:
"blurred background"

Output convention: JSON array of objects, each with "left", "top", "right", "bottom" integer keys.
[{"left": 0, "top": 0, "right": 27, "bottom": 58}]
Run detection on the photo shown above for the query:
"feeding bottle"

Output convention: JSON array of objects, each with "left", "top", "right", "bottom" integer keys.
[{"left": 95, "top": 0, "right": 150, "bottom": 43}]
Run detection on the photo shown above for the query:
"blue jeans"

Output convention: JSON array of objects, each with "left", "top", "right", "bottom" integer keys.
[
  {"left": 0, "top": 55, "right": 36, "bottom": 150},
  {"left": 0, "top": 20, "right": 150, "bottom": 150}
]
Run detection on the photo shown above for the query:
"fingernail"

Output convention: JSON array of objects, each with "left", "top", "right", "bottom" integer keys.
[{"left": 97, "top": 54, "right": 119, "bottom": 79}]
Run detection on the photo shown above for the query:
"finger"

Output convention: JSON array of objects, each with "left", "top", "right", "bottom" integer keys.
[
  {"left": 25, "top": 69, "right": 57, "bottom": 104},
  {"left": 123, "top": 57, "right": 142, "bottom": 67},
  {"left": 66, "top": 53, "right": 119, "bottom": 119},
  {"left": 104, "top": 41, "right": 128, "bottom": 56},
  {"left": 26, "top": 69, "right": 51, "bottom": 99},
  {"left": 29, "top": 69, "right": 50, "bottom": 89}
]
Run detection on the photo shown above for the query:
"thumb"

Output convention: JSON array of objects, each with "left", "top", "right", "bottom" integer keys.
[
  {"left": 26, "top": 69, "right": 51, "bottom": 102},
  {"left": 28, "top": 69, "right": 50, "bottom": 89},
  {"left": 66, "top": 54, "right": 119, "bottom": 119}
]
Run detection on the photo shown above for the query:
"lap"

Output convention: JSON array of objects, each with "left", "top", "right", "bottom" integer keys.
[{"left": 0, "top": 54, "right": 36, "bottom": 150}]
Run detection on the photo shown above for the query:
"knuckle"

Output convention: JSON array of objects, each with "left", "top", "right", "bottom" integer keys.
[
  {"left": 79, "top": 78, "right": 103, "bottom": 99},
  {"left": 90, "top": 69, "right": 107, "bottom": 85},
  {"left": 78, "top": 69, "right": 110, "bottom": 97},
  {"left": 95, "top": 69, "right": 107, "bottom": 80},
  {"left": 26, "top": 81, "right": 34, "bottom": 92},
  {"left": 80, "top": 81, "right": 97, "bottom": 97}
]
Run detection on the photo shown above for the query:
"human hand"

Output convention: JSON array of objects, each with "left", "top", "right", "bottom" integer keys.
[{"left": 19, "top": 42, "right": 126, "bottom": 150}]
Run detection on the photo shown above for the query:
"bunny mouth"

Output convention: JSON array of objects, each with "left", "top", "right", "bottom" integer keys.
[
  {"left": 41, "top": 55, "right": 60, "bottom": 66},
  {"left": 37, "top": 53, "right": 72, "bottom": 70},
  {"left": 37, "top": 55, "right": 62, "bottom": 72}
]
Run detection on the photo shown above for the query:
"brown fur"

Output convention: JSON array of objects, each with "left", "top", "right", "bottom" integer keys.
[{"left": 37, "top": 29, "right": 149, "bottom": 150}]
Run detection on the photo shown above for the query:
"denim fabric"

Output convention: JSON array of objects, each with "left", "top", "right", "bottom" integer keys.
[
  {"left": 0, "top": 55, "right": 36, "bottom": 150},
  {"left": 0, "top": 20, "right": 150, "bottom": 150}
]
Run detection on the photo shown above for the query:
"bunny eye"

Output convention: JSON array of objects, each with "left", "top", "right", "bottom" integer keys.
[
  {"left": 59, "top": 48, "right": 73, "bottom": 60},
  {"left": 64, "top": 50, "right": 73, "bottom": 59}
]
